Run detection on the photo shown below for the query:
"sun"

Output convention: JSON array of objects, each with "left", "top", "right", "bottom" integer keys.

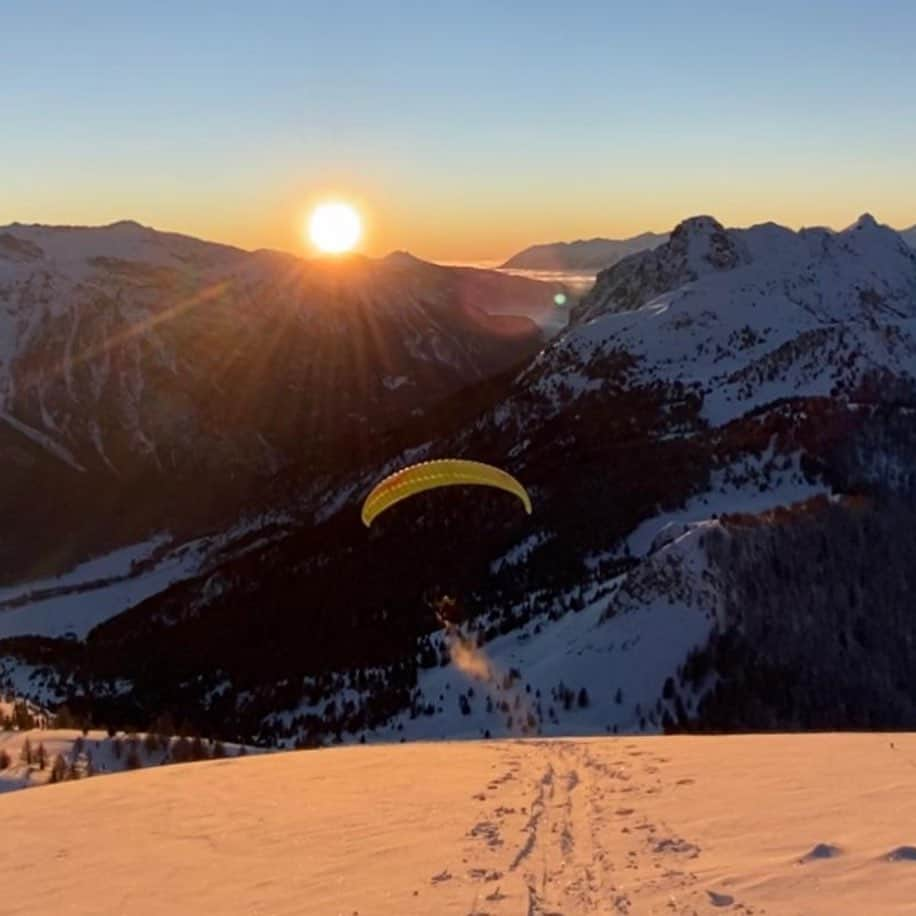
[{"left": 307, "top": 202, "right": 362, "bottom": 254}]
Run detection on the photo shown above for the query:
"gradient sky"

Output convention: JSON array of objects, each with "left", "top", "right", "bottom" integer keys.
[{"left": 2, "top": 1, "right": 914, "bottom": 261}]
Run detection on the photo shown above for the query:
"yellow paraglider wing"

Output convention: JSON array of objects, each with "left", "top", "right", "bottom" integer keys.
[{"left": 361, "top": 459, "right": 532, "bottom": 527}]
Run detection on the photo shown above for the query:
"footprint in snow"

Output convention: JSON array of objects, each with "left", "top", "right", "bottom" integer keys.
[
  {"left": 653, "top": 836, "right": 700, "bottom": 856},
  {"left": 799, "top": 843, "right": 842, "bottom": 863},
  {"left": 468, "top": 821, "right": 503, "bottom": 847},
  {"left": 431, "top": 869, "right": 452, "bottom": 884},
  {"left": 468, "top": 868, "right": 502, "bottom": 882},
  {"left": 886, "top": 846, "right": 916, "bottom": 861}
]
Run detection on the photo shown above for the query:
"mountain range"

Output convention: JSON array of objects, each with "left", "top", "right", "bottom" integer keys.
[
  {"left": 2, "top": 214, "right": 916, "bottom": 749},
  {"left": 501, "top": 232, "right": 668, "bottom": 271},
  {"left": 0, "top": 221, "right": 563, "bottom": 577},
  {"left": 503, "top": 221, "right": 916, "bottom": 272}
]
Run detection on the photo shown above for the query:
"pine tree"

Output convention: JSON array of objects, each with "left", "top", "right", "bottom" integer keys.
[
  {"left": 171, "top": 737, "right": 192, "bottom": 763},
  {"left": 14, "top": 702, "right": 34, "bottom": 730},
  {"left": 36, "top": 742, "right": 46, "bottom": 770},
  {"left": 49, "top": 754, "right": 67, "bottom": 784},
  {"left": 143, "top": 732, "right": 159, "bottom": 757},
  {"left": 20, "top": 737, "right": 32, "bottom": 766},
  {"left": 0, "top": 749, "right": 10, "bottom": 770}
]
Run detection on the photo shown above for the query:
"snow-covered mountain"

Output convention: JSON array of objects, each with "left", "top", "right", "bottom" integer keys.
[
  {"left": 0, "top": 221, "right": 554, "bottom": 575},
  {"left": 901, "top": 223, "right": 916, "bottom": 249},
  {"left": 3, "top": 212, "right": 916, "bottom": 752},
  {"left": 534, "top": 213, "right": 916, "bottom": 425},
  {"left": 501, "top": 231, "right": 668, "bottom": 271}
]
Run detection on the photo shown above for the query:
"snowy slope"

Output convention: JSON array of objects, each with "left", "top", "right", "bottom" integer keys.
[
  {"left": 3, "top": 734, "right": 916, "bottom": 914},
  {"left": 0, "top": 537, "right": 168, "bottom": 604},
  {"left": 622, "top": 447, "right": 828, "bottom": 557},
  {"left": 0, "top": 516, "right": 291, "bottom": 640},
  {"left": 264, "top": 514, "right": 734, "bottom": 746}
]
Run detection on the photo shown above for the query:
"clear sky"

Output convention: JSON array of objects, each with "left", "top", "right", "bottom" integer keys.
[{"left": 2, "top": 1, "right": 914, "bottom": 261}]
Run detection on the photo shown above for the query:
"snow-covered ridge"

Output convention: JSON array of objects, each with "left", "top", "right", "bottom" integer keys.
[
  {"left": 502, "top": 217, "right": 915, "bottom": 273},
  {"left": 576, "top": 213, "right": 916, "bottom": 323},
  {"left": 0, "top": 220, "right": 245, "bottom": 278},
  {"left": 513, "top": 213, "right": 916, "bottom": 430}
]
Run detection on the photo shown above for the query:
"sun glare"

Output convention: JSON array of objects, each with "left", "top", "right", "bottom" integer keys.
[{"left": 308, "top": 202, "right": 362, "bottom": 254}]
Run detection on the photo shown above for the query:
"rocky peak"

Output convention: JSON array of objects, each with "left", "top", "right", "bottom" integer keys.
[
  {"left": 574, "top": 215, "right": 748, "bottom": 322},
  {"left": 668, "top": 215, "right": 747, "bottom": 272}
]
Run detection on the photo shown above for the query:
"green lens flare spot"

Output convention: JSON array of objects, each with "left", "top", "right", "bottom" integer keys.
[{"left": 553, "top": 292, "right": 568, "bottom": 307}]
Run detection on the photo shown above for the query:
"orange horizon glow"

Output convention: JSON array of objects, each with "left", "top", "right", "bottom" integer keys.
[
  {"left": 204, "top": 196, "right": 916, "bottom": 265},
  {"left": 5, "top": 193, "right": 914, "bottom": 267}
]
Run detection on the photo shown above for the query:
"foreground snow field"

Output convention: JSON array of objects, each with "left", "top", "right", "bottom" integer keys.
[{"left": 3, "top": 735, "right": 916, "bottom": 915}]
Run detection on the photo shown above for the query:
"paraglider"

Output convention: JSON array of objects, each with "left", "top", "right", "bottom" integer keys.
[
  {"left": 427, "top": 592, "right": 461, "bottom": 627},
  {"left": 361, "top": 459, "right": 532, "bottom": 527}
]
